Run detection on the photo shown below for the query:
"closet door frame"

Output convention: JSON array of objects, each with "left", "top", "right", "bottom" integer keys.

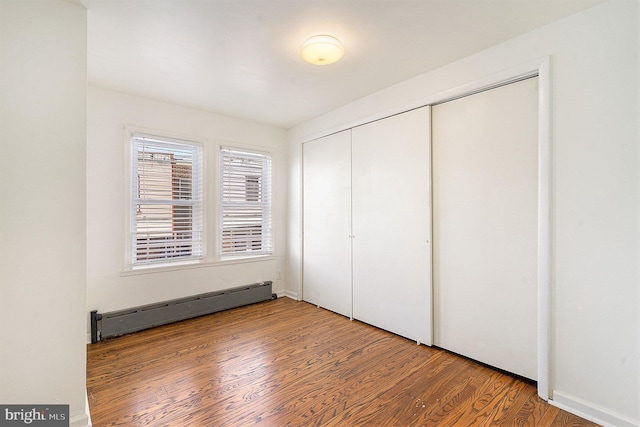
[
  {"left": 298, "top": 56, "right": 551, "bottom": 400},
  {"left": 428, "top": 58, "right": 551, "bottom": 400}
]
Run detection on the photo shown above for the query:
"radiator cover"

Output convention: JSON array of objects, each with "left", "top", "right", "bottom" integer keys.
[{"left": 91, "top": 281, "right": 274, "bottom": 343}]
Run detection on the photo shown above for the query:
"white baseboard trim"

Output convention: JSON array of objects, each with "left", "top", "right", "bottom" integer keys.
[
  {"left": 70, "top": 411, "right": 91, "bottom": 427},
  {"left": 550, "top": 391, "right": 639, "bottom": 427},
  {"left": 280, "top": 290, "right": 299, "bottom": 300},
  {"left": 69, "top": 389, "right": 93, "bottom": 427}
]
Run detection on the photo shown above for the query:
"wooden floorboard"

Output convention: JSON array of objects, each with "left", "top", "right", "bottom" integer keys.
[{"left": 87, "top": 297, "right": 599, "bottom": 426}]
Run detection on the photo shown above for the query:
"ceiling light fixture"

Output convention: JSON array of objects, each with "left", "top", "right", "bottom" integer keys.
[{"left": 300, "top": 35, "right": 344, "bottom": 65}]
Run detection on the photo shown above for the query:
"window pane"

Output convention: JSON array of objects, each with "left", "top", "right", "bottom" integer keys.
[
  {"left": 132, "top": 134, "right": 202, "bottom": 266},
  {"left": 220, "top": 147, "right": 272, "bottom": 256}
]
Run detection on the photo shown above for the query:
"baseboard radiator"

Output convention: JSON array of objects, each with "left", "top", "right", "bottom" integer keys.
[{"left": 90, "top": 281, "right": 275, "bottom": 343}]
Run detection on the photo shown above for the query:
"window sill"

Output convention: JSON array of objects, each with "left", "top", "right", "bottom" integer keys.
[{"left": 121, "top": 255, "right": 277, "bottom": 276}]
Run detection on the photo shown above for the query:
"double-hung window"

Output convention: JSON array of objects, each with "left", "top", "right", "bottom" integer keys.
[
  {"left": 131, "top": 133, "right": 203, "bottom": 266},
  {"left": 219, "top": 147, "right": 272, "bottom": 257}
]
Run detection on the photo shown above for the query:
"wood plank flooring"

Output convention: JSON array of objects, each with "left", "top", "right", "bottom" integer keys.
[{"left": 87, "top": 297, "right": 599, "bottom": 426}]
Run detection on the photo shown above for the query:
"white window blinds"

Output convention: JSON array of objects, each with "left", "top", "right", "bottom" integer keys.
[
  {"left": 220, "top": 147, "right": 272, "bottom": 256},
  {"left": 131, "top": 134, "right": 202, "bottom": 266}
]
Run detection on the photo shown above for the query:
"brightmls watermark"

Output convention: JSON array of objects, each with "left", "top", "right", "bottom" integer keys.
[{"left": 0, "top": 405, "right": 68, "bottom": 426}]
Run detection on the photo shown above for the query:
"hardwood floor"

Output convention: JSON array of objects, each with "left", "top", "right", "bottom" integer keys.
[{"left": 87, "top": 297, "right": 599, "bottom": 426}]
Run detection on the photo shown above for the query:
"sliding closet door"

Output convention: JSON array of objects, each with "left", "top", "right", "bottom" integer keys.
[
  {"left": 432, "top": 78, "right": 538, "bottom": 380},
  {"left": 303, "top": 130, "right": 352, "bottom": 318},
  {"left": 351, "top": 106, "right": 432, "bottom": 345}
]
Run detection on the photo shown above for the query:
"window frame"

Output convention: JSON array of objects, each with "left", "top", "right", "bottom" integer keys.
[
  {"left": 218, "top": 146, "right": 273, "bottom": 259},
  {"left": 128, "top": 131, "right": 204, "bottom": 269}
]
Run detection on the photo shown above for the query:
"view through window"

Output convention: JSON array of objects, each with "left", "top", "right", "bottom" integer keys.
[
  {"left": 220, "top": 147, "right": 272, "bottom": 257},
  {"left": 132, "top": 134, "right": 202, "bottom": 265}
]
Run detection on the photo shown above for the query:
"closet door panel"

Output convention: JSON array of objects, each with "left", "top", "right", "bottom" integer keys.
[
  {"left": 432, "top": 78, "right": 538, "bottom": 380},
  {"left": 351, "top": 106, "right": 432, "bottom": 344},
  {"left": 302, "top": 130, "right": 352, "bottom": 318}
]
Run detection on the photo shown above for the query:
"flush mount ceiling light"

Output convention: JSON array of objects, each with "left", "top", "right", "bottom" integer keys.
[{"left": 300, "top": 35, "right": 344, "bottom": 65}]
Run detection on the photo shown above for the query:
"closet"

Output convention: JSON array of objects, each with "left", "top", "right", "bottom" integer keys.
[
  {"left": 303, "top": 106, "right": 432, "bottom": 344},
  {"left": 303, "top": 77, "right": 538, "bottom": 381}
]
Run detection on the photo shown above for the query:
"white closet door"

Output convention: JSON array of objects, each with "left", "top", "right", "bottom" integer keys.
[
  {"left": 352, "top": 106, "right": 432, "bottom": 345},
  {"left": 303, "top": 130, "right": 352, "bottom": 318},
  {"left": 432, "top": 78, "right": 538, "bottom": 380}
]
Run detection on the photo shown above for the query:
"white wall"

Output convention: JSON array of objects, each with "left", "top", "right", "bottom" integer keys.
[
  {"left": 87, "top": 87, "right": 288, "bottom": 318},
  {"left": 0, "top": 1, "right": 90, "bottom": 426},
  {"left": 288, "top": 0, "right": 639, "bottom": 425}
]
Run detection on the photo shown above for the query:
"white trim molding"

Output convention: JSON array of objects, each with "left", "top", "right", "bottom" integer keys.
[
  {"left": 551, "top": 391, "right": 640, "bottom": 427},
  {"left": 536, "top": 56, "right": 552, "bottom": 401},
  {"left": 70, "top": 390, "right": 93, "bottom": 427},
  {"left": 282, "top": 290, "right": 300, "bottom": 301},
  {"left": 70, "top": 407, "right": 92, "bottom": 427},
  {"left": 69, "top": 414, "right": 92, "bottom": 427}
]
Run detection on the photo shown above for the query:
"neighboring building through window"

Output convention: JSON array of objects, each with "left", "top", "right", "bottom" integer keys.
[
  {"left": 220, "top": 147, "right": 272, "bottom": 257},
  {"left": 131, "top": 134, "right": 202, "bottom": 266}
]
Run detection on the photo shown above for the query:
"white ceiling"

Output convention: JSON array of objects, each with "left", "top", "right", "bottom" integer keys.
[{"left": 83, "top": 0, "right": 606, "bottom": 129}]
